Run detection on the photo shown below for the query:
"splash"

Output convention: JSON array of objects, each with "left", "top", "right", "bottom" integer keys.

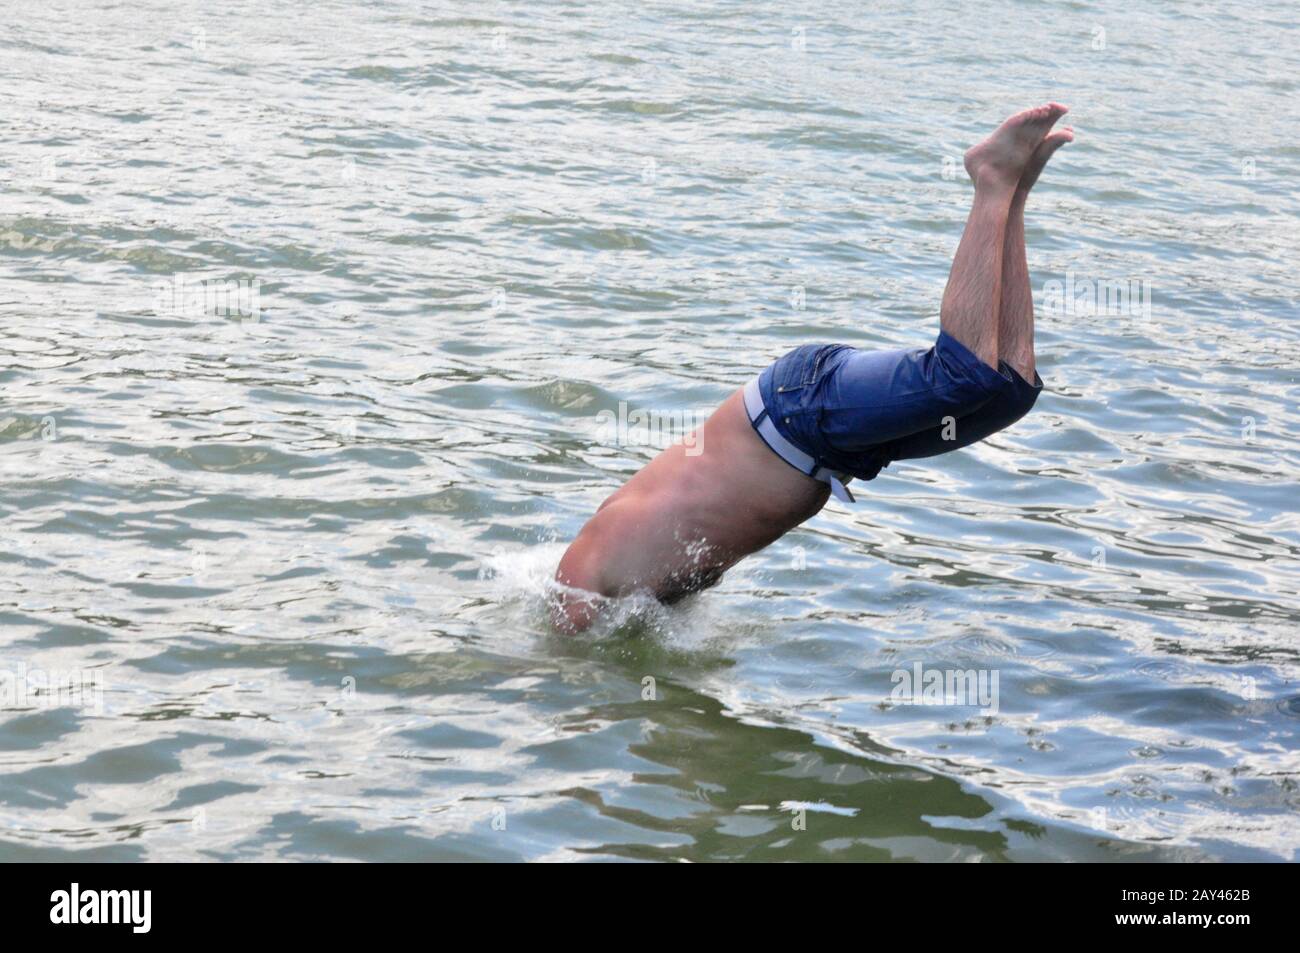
[{"left": 476, "top": 543, "right": 755, "bottom": 647}]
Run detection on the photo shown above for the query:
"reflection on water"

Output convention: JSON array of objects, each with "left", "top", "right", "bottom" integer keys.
[{"left": 1, "top": 0, "right": 1298, "bottom": 861}]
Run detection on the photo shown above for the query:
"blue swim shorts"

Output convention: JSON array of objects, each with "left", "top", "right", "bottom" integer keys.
[{"left": 745, "top": 331, "right": 1043, "bottom": 501}]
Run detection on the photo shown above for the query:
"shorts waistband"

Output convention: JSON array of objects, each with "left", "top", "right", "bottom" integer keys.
[{"left": 743, "top": 377, "right": 855, "bottom": 504}]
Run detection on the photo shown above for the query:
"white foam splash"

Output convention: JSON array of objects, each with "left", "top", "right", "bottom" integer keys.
[{"left": 476, "top": 542, "right": 760, "bottom": 647}]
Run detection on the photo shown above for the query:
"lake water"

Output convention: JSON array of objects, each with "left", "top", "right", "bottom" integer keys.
[{"left": 2, "top": 0, "right": 1298, "bottom": 862}]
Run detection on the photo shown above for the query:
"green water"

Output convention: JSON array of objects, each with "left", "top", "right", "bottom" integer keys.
[{"left": 1, "top": 0, "right": 1297, "bottom": 861}]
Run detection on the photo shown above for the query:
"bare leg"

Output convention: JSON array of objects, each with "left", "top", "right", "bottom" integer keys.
[
  {"left": 940, "top": 103, "right": 1068, "bottom": 370},
  {"left": 998, "top": 128, "right": 1074, "bottom": 380}
]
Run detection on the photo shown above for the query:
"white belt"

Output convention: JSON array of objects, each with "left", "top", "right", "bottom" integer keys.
[{"left": 743, "top": 377, "right": 855, "bottom": 503}]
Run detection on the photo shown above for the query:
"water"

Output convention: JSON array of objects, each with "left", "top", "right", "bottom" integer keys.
[{"left": 2, "top": 0, "right": 1298, "bottom": 862}]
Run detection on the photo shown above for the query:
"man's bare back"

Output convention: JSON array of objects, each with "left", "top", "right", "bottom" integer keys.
[
  {"left": 552, "top": 103, "right": 1074, "bottom": 633},
  {"left": 550, "top": 389, "right": 829, "bottom": 630}
]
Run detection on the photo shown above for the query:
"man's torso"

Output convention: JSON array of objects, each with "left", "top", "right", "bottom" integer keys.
[{"left": 566, "top": 388, "right": 830, "bottom": 602}]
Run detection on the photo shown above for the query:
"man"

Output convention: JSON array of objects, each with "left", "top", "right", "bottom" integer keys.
[{"left": 552, "top": 103, "right": 1074, "bottom": 633}]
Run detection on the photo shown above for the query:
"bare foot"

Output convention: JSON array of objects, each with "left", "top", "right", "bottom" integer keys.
[
  {"left": 963, "top": 102, "right": 1069, "bottom": 191},
  {"left": 1014, "top": 127, "right": 1074, "bottom": 202}
]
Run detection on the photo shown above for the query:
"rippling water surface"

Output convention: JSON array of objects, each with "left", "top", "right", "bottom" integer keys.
[{"left": 2, "top": 0, "right": 1298, "bottom": 861}]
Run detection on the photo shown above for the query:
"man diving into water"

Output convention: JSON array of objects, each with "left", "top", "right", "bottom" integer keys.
[{"left": 552, "top": 103, "right": 1074, "bottom": 633}]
